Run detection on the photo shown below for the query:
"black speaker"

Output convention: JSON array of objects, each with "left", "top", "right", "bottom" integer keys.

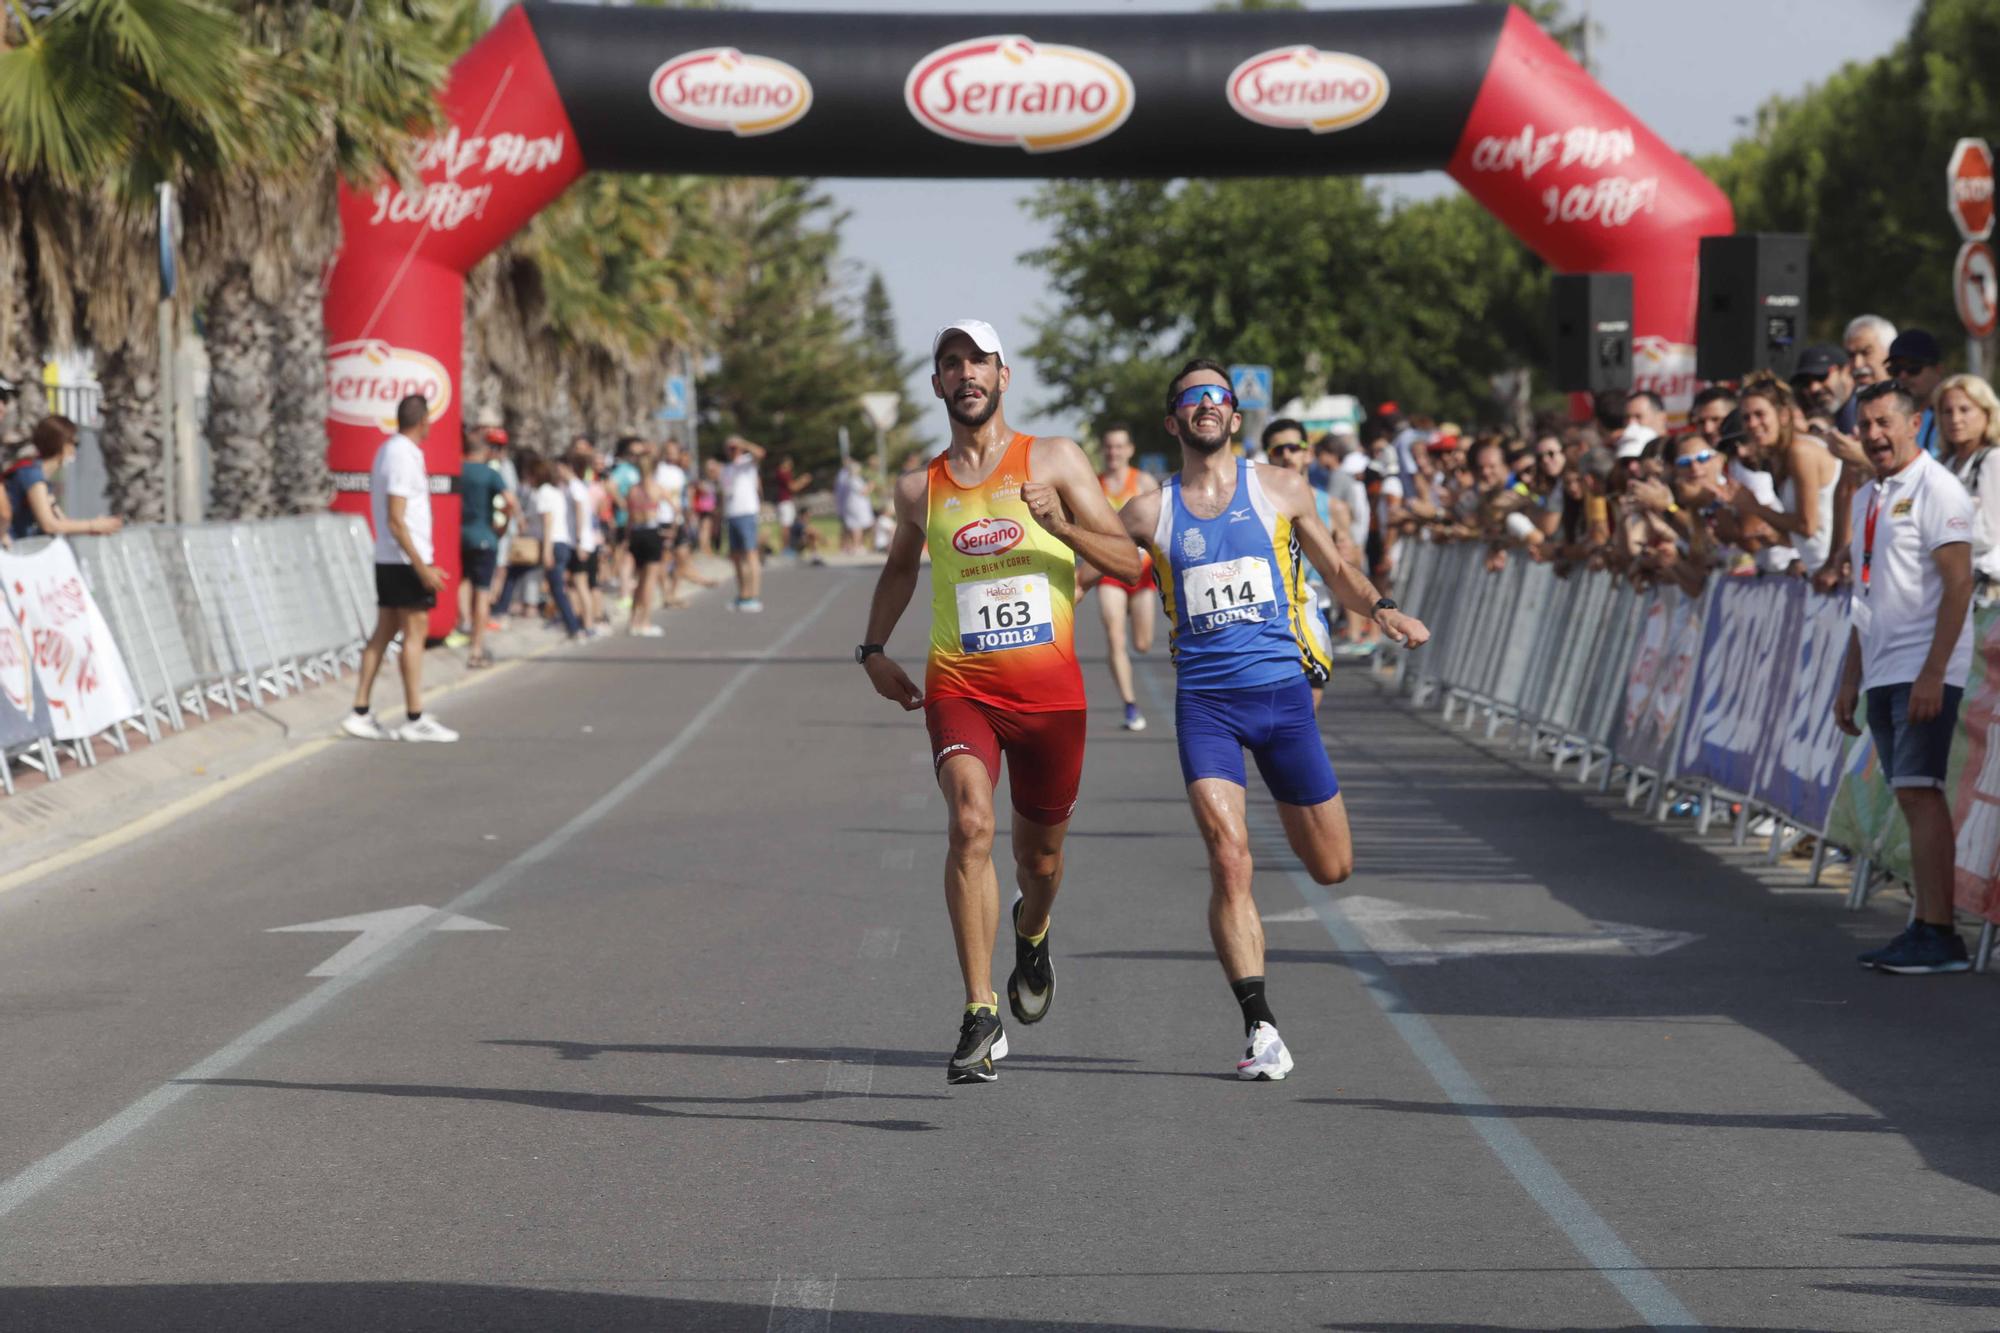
[
  {"left": 1550, "top": 273, "right": 1633, "bottom": 393},
  {"left": 1696, "top": 234, "right": 1809, "bottom": 381}
]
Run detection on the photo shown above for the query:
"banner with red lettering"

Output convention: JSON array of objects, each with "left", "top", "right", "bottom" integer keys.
[{"left": 0, "top": 540, "right": 140, "bottom": 740}]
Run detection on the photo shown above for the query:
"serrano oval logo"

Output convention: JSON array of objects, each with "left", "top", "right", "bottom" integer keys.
[
  {"left": 906, "top": 36, "right": 1134, "bottom": 153},
  {"left": 650, "top": 47, "right": 813, "bottom": 137},
  {"left": 1227, "top": 46, "right": 1389, "bottom": 135},
  {"left": 325, "top": 340, "right": 452, "bottom": 431},
  {"left": 952, "top": 517, "right": 1025, "bottom": 557}
]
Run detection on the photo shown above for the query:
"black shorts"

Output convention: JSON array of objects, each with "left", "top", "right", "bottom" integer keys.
[
  {"left": 375, "top": 563, "right": 436, "bottom": 611},
  {"left": 461, "top": 545, "right": 497, "bottom": 588},
  {"left": 566, "top": 547, "right": 601, "bottom": 586},
  {"left": 630, "top": 528, "right": 665, "bottom": 566}
]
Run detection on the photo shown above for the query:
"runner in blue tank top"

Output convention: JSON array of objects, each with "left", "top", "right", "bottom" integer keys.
[{"left": 1118, "top": 358, "right": 1430, "bottom": 1081}]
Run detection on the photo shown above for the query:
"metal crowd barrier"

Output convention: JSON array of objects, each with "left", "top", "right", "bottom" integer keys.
[{"left": 0, "top": 514, "right": 378, "bottom": 792}]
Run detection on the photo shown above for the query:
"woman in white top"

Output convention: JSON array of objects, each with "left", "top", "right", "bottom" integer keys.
[
  {"left": 1730, "top": 374, "right": 1841, "bottom": 575},
  {"left": 493, "top": 452, "right": 584, "bottom": 638},
  {"left": 1939, "top": 373, "right": 2000, "bottom": 593}
]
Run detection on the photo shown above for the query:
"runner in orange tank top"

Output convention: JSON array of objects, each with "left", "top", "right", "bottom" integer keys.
[
  {"left": 1077, "top": 424, "right": 1161, "bottom": 732},
  {"left": 857, "top": 318, "right": 1141, "bottom": 1085}
]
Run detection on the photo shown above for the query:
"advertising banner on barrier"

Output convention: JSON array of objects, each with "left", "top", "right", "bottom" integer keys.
[
  {"left": 1613, "top": 587, "right": 1705, "bottom": 774},
  {"left": 0, "top": 605, "right": 53, "bottom": 750},
  {"left": 1753, "top": 589, "right": 1853, "bottom": 831},
  {"left": 0, "top": 539, "right": 141, "bottom": 740},
  {"left": 1677, "top": 579, "right": 1798, "bottom": 794}
]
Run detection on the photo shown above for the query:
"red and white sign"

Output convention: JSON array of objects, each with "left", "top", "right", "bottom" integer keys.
[
  {"left": 905, "top": 36, "right": 1134, "bottom": 153},
  {"left": 1956, "top": 241, "right": 1998, "bottom": 339},
  {"left": 650, "top": 48, "right": 812, "bottom": 137},
  {"left": 1226, "top": 46, "right": 1389, "bottom": 134},
  {"left": 326, "top": 341, "right": 453, "bottom": 432},
  {"left": 952, "top": 517, "right": 1025, "bottom": 558},
  {"left": 1949, "top": 137, "right": 1995, "bottom": 241},
  {"left": 0, "top": 540, "right": 138, "bottom": 741}
]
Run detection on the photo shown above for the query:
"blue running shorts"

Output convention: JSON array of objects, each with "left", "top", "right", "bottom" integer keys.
[{"left": 1175, "top": 676, "right": 1339, "bottom": 807}]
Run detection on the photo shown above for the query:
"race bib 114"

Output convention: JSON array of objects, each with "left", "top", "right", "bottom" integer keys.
[{"left": 1184, "top": 555, "right": 1277, "bottom": 634}]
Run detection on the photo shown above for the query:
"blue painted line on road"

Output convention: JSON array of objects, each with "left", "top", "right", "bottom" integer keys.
[
  {"left": 0, "top": 582, "right": 848, "bottom": 1227},
  {"left": 1134, "top": 663, "right": 1701, "bottom": 1330}
]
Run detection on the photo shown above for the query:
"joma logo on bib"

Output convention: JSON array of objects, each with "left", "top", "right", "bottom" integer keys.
[
  {"left": 952, "top": 517, "right": 1025, "bottom": 557},
  {"left": 1227, "top": 46, "right": 1389, "bottom": 134},
  {"left": 650, "top": 48, "right": 813, "bottom": 137},
  {"left": 906, "top": 36, "right": 1134, "bottom": 153}
]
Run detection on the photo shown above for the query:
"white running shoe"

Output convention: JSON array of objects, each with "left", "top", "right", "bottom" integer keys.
[
  {"left": 1236, "top": 1022, "right": 1294, "bottom": 1081},
  {"left": 395, "top": 715, "right": 460, "bottom": 743},
  {"left": 629, "top": 624, "right": 665, "bottom": 638},
  {"left": 341, "top": 712, "right": 393, "bottom": 741}
]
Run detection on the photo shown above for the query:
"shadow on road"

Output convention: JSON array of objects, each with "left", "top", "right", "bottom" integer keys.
[{"left": 1300, "top": 1096, "right": 1892, "bottom": 1134}]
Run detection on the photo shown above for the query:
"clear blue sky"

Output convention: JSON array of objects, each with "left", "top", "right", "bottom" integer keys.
[{"left": 738, "top": 0, "right": 1920, "bottom": 432}]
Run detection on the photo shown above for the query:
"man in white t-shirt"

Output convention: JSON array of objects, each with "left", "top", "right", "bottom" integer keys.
[
  {"left": 345, "top": 395, "right": 457, "bottom": 743},
  {"left": 721, "top": 435, "right": 767, "bottom": 612},
  {"left": 1835, "top": 381, "right": 1976, "bottom": 975}
]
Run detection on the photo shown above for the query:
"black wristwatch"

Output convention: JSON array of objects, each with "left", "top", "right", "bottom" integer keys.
[
  {"left": 1373, "top": 598, "right": 1398, "bottom": 613},
  {"left": 855, "top": 643, "right": 885, "bottom": 664}
]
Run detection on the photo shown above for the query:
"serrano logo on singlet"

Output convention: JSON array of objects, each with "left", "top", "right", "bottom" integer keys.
[
  {"left": 325, "top": 341, "right": 451, "bottom": 431},
  {"left": 905, "top": 36, "right": 1134, "bottom": 153},
  {"left": 649, "top": 48, "right": 813, "bottom": 137},
  {"left": 1226, "top": 46, "right": 1389, "bottom": 134},
  {"left": 952, "top": 517, "right": 1025, "bottom": 557}
]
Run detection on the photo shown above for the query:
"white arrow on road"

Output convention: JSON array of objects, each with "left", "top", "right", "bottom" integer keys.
[
  {"left": 268, "top": 905, "right": 506, "bottom": 977},
  {"left": 1266, "top": 895, "right": 1698, "bottom": 967}
]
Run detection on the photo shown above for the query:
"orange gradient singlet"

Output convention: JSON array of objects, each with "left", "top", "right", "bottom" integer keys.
[{"left": 924, "top": 433, "right": 1085, "bottom": 712}]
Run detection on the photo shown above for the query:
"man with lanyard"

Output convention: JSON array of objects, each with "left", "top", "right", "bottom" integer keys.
[
  {"left": 858, "top": 319, "right": 1140, "bottom": 1085},
  {"left": 1836, "top": 380, "right": 1976, "bottom": 974},
  {"left": 1118, "top": 360, "right": 1429, "bottom": 1079},
  {"left": 1077, "top": 423, "right": 1159, "bottom": 733}
]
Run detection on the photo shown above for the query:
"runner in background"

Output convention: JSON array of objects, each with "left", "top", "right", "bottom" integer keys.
[
  {"left": 857, "top": 318, "right": 1140, "bottom": 1085},
  {"left": 1077, "top": 423, "right": 1159, "bottom": 732}
]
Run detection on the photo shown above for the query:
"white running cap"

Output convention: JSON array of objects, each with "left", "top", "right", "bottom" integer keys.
[
  {"left": 932, "top": 318, "right": 1005, "bottom": 367},
  {"left": 1614, "top": 424, "right": 1658, "bottom": 460}
]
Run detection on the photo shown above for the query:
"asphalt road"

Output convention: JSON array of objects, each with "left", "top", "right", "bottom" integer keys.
[{"left": 1, "top": 562, "right": 1998, "bottom": 1332}]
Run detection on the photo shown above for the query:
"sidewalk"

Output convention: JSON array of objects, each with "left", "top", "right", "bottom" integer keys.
[{"left": 0, "top": 552, "right": 741, "bottom": 891}]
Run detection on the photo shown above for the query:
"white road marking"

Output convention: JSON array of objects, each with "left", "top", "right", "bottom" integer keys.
[
  {"left": 0, "top": 583, "right": 847, "bottom": 1227},
  {"left": 1260, "top": 906, "right": 1319, "bottom": 923},
  {"left": 880, "top": 847, "right": 914, "bottom": 872},
  {"left": 824, "top": 1052, "right": 875, "bottom": 1095},
  {"left": 1332, "top": 895, "right": 1699, "bottom": 966},
  {"left": 859, "top": 927, "right": 901, "bottom": 959},
  {"left": 269, "top": 906, "right": 504, "bottom": 977},
  {"left": 767, "top": 1273, "right": 837, "bottom": 1332}
]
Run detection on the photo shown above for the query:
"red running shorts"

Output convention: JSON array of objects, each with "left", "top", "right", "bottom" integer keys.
[
  {"left": 924, "top": 697, "right": 1087, "bottom": 826},
  {"left": 1098, "top": 550, "right": 1156, "bottom": 596}
]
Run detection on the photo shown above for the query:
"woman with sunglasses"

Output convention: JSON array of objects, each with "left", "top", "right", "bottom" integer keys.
[{"left": 1727, "top": 375, "right": 1842, "bottom": 577}]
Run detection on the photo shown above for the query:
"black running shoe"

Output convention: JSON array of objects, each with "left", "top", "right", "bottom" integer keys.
[
  {"left": 947, "top": 1008, "right": 1008, "bottom": 1084},
  {"left": 1869, "top": 922, "right": 1972, "bottom": 975},
  {"left": 1007, "top": 897, "right": 1056, "bottom": 1025},
  {"left": 1857, "top": 924, "right": 1920, "bottom": 968}
]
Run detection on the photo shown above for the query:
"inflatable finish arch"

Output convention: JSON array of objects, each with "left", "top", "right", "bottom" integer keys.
[{"left": 326, "top": 2, "right": 1732, "bottom": 631}]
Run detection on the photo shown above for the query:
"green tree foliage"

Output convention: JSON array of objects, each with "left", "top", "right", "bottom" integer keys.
[
  {"left": 1705, "top": 0, "right": 2000, "bottom": 351},
  {"left": 1022, "top": 179, "right": 1549, "bottom": 440}
]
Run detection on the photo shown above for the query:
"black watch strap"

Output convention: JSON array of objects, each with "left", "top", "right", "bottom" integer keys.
[
  {"left": 856, "top": 643, "right": 886, "bottom": 664},
  {"left": 1373, "top": 598, "right": 1398, "bottom": 613}
]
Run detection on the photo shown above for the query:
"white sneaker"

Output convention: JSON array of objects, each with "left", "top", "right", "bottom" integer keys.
[
  {"left": 395, "top": 715, "right": 460, "bottom": 743},
  {"left": 739, "top": 598, "right": 765, "bottom": 613},
  {"left": 629, "top": 624, "right": 665, "bottom": 638},
  {"left": 1236, "top": 1021, "right": 1294, "bottom": 1081},
  {"left": 341, "top": 712, "right": 392, "bottom": 741}
]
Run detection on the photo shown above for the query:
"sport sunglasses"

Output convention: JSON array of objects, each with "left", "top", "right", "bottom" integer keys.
[
  {"left": 1170, "top": 384, "right": 1236, "bottom": 412},
  {"left": 1672, "top": 450, "right": 1715, "bottom": 468}
]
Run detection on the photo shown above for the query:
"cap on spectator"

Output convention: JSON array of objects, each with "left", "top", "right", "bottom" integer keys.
[
  {"left": 1328, "top": 420, "right": 1357, "bottom": 437},
  {"left": 931, "top": 318, "right": 1005, "bottom": 366},
  {"left": 1716, "top": 409, "right": 1747, "bottom": 446},
  {"left": 1887, "top": 328, "right": 1943, "bottom": 367},
  {"left": 1613, "top": 424, "right": 1658, "bottom": 460},
  {"left": 1340, "top": 451, "right": 1370, "bottom": 476},
  {"left": 1792, "top": 345, "right": 1844, "bottom": 379},
  {"left": 1376, "top": 401, "right": 1399, "bottom": 417},
  {"left": 1426, "top": 432, "right": 1460, "bottom": 452},
  {"left": 482, "top": 426, "right": 509, "bottom": 445}
]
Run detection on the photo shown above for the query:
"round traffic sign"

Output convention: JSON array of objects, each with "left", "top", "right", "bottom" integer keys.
[
  {"left": 1949, "top": 138, "right": 1995, "bottom": 241},
  {"left": 1955, "top": 241, "right": 1997, "bottom": 339}
]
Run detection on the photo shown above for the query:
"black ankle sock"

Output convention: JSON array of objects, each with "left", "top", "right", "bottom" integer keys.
[
  {"left": 406, "top": 711, "right": 422, "bottom": 723},
  {"left": 353, "top": 706, "right": 369, "bottom": 718},
  {"left": 1230, "top": 976, "right": 1276, "bottom": 1036}
]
